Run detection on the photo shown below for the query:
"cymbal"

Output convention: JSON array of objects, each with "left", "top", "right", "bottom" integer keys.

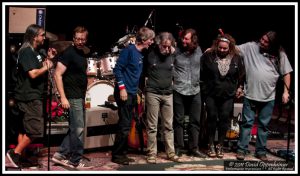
[
  {"left": 49, "top": 41, "right": 72, "bottom": 54},
  {"left": 45, "top": 31, "right": 58, "bottom": 42},
  {"left": 49, "top": 41, "right": 90, "bottom": 55}
]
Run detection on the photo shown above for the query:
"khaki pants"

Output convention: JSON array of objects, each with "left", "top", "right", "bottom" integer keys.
[{"left": 146, "top": 92, "right": 175, "bottom": 157}]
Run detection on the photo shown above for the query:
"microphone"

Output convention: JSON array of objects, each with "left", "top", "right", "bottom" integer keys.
[{"left": 39, "top": 49, "right": 48, "bottom": 60}]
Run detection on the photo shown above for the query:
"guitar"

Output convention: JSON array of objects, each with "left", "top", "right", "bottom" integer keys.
[
  {"left": 128, "top": 93, "right": 147, "bottom": 152},
  {"left": 226, "top": 113, "right": 240, "bottom": 139}
]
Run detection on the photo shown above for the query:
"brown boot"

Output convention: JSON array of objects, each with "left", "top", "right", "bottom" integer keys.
[
  {"left": 216, "top": 144, "right": 224, "bottom": 158},
  {"left": 207, "top": 144, "right": 216, "bottom": 157}
]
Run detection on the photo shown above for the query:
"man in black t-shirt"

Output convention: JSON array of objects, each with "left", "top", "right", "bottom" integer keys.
[
  {"left": 52, "top": 26, "right": 93, "bottom": 170},
  {"left": 6, "top": 24, "right": 56, "bottom": 168}
]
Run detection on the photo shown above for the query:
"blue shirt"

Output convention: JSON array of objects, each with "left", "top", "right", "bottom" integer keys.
[{"left": 113, "top": 44, "right": 143, "bottom": 94}]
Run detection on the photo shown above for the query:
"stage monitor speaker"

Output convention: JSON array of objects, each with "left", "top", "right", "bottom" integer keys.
[
  {"left": 84, "top": 107, "right": 119, "bottom": 149},
  {"left": 9, "top": 7, "right": 46, "bottom": 33}
]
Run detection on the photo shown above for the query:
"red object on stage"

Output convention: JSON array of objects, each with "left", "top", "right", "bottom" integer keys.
[
  {"left": 46, "top": 100, "right": 64, "bottom": 119},
  {"left": 251, "top": 123, "right": 258, "bottom": 135}
]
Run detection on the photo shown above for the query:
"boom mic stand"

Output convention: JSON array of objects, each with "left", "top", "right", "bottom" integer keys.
[
  {"left": 280, "top": 79, "right": 294, "bottom": 163},
  {"left": 268, "top": 55, "right": 294, "bottom": 162},
  {"left": 144, "top": 9, "right": 155, "bottom": 30}
]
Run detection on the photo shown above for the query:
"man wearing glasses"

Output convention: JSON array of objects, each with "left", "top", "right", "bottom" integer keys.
[{"left": 52, "top": 26, "right": 93, "bottom": 170}]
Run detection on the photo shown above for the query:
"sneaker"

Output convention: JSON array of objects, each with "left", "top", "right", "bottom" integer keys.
[
  {"left": 51, "top": 152, "right": 74, "bottom": 168},
  {"left": 236, "top": 151, "right": 245, "bottom": 160},
  {"left": 72, "top": 158, "right": 94, "bottom": 170},
  {"left": 6, "top": 149, "right": 21, "bottom": 168}
]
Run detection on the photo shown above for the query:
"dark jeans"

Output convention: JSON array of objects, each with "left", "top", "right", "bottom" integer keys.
[
  {"left": 111, "top": 89, "right": 137, "bottom": 159},
  {"left": 205, "top": 96, "right": 233, "bottom": 145},
  {"left": 173, "top": 91, "right": 201, "bottom": 151}
]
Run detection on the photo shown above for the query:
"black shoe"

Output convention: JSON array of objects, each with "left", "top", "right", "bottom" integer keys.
[
  {"left": 189, "top": 150, "right": 207, "bottom": 158},
  {"left": 6, "top": 149, "right": 21, "bottom": 168},
  {"left": 236, "top": 151, "right": 245, "bottom": 160},
  {"left": 111, "top": 157, "right": 129, "bottom": 165},
  {"left": 175, "top": 148, "right": 187, "bottom": 157},
  {"left": 20, "top": 157, "right": 39, "bottom": 168},
  {"left": 255, "top": 154, "right": 268, "bottom": 161}
]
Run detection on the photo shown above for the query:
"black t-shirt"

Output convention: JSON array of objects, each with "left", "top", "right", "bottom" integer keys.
[
  {"left": 59, "top": 45, "right": 88, "bottom": 99},
  {"left": 14, "top": 47, "right": 46, "bottom": 101}
]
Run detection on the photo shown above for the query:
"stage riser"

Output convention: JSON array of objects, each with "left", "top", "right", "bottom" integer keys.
[{"left": 84, "top": 107, "right": 119, "bottom": 149}]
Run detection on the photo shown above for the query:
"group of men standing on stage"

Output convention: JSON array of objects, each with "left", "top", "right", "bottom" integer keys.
[{"left": 6, "top": 23, "right": 293, "bottom": 170}]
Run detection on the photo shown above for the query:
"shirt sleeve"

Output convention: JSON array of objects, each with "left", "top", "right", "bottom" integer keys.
[{"left": 113, "top": 48, "right": 129, "bottom": 90}]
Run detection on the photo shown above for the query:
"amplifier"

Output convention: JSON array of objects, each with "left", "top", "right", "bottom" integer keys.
[
  {"left": 84, "top": 106, "right": 119, "bottom": 149},
  {"left": 233, "top": 103, "right": 243, "bottom": 118}
]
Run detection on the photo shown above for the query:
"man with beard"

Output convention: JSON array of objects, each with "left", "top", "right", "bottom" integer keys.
[
  {"left": 173, "top": 28, "right": 206, "bottom": 158},
  {"left": 6, "top": 24, "right": 56, "bottom": 168},
  {"left": 201, "top": 32, "right": 245, "bottom": 158},
  {"left": 144, "top": 32, "right": 183, "bottom": 164},
  {"left": 236, "top": 31, "right": 293, "bottom": 161}
]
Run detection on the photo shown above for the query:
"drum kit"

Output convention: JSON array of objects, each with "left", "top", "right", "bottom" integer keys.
[
  {"left": 48, "top": 33, "right": 138, "bottom": 108},
  {"left": 86, "top": 34, "right": 137, "bottom": 107},
  {"left": 86, "top": 53, "right": 118, "bottom": 106}
]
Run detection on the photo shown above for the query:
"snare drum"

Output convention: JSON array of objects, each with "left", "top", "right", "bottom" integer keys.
[{"left": 86, "top": 80, "right": 114, "bottom": 107}]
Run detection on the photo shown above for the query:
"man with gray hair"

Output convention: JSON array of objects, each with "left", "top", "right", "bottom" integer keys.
[
  {"left": 144, "top": 32, "right": 183, "bottom": 164},
  {"left": 112, "top": 27, "right": 155, "bottom": 165}
]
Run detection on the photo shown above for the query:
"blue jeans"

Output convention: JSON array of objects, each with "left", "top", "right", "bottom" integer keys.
[
  {"left": 237, "top": 97, "right": 274, "bottom": 155},
  {"left": 58, "top": 98, "right": 85, "bottom": 164}
]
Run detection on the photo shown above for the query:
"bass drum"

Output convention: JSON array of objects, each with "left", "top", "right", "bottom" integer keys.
[{"left": 86, "top": 80, "right": 114, "bottom": 108}]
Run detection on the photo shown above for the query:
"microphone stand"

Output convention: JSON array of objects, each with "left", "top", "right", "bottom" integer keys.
[
  {"left": 47, "top": 63, "right": 56, "bottom": 170},
  {"left": 46, "top": 62, "right": 61, "bottom": 170},
  {"left": 144, "top": 9, "right": 155, "bottom": 28},
  {"left": 268, "top": 55, "right": 294, "bottom": 162},
  {"left": 46, "top": 64, "right": 53, "bottom": 171}
]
